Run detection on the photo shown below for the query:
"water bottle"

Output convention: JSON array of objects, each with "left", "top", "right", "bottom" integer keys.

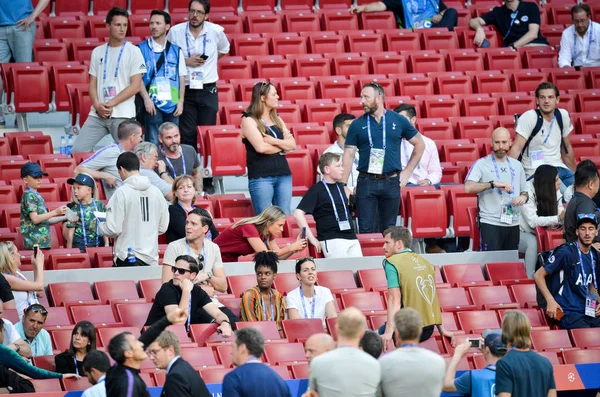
[
  {"left": 66, "top": 136, "right": 73, "bottom": 156},
  {"left": 126, "top": 248, "right": 136, "bottom": 264},
  {"left": 59, "top": 136, "right": 67, "bottom": 155}
]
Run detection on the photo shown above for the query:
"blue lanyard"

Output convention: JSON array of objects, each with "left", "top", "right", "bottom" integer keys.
[
  {"left": 102, "top": 41, "right": 127, "bottom": 81},
  {"left": 162, "top": 147, "right": 186, "bottom": 177},
  {"left": 148, "top": 38, "right": 167, "bottom": 77},
  {"left": 79, "top": 201, "right": 99, "bottom": 248},
  {"left": 573, "top": 23, "right": 594, "bottom": 64},
  {"left": 185, "top": 24, "right": 207, "bottom": 57},
  {"left": 367, "top": 111, "right": 386, "bottom": 149},
  {"left": 186, "top": 240, "right": 207, "bottom": 267},
  {"left": 490, "top": 155, "right": 516, "bottom": 196},
  {"left": 322, "top": 181, "right": 349, "bottom": 222},
  {"left": 73, "top": 356, "right": 80, "bottom": 376},
  {"left": 504, "top": 10, "right": 519, "bottom": 40},
  {"left": 261, "top": 290, "right": 275, "bottom": 321},
  {"left": 299, "top": 285, "right": 316, "bottom": 319},
  {"left": 542, "top": 115, "right": 555, "bottom": 144},
  {"left": 261, "top": 119, "right": 279, "bottom": 138},
  {"left": 401, "top": 343, "right": 419, "bottom": 348},
  {"left": 187, "top": 294, "right": 192, "bottom": 332},
  {"left": 576, "top": 244, "right": 598, "bottom": 290}
]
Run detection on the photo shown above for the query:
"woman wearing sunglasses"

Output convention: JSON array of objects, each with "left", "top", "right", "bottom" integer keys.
[
  {"left": 285, "top": 257, "right": 337, "bottom": 328},
  {"left": 54, "top": 321, "right": 96, "bottom": 375},
  {"left": 240, "top": 81, "right": 296, "bottom": 216}
]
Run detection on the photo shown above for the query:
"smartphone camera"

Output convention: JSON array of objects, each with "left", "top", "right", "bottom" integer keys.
[
  {"left": 301, "top": 227, "right": 307, "bottom": 239},
  {"left": 33, "top": 245, "right": 39, "bottom": 259},
  {"left": 468, "top": 338, "right": 481, "bottom": 349}
]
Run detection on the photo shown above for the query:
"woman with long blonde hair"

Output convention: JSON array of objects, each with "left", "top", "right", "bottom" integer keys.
[
  {"left": 240, "top": 82, "right": 296, "bottom": 215},
  {"left": 214, "top": 205, "right": 307, "bottom": 262}
]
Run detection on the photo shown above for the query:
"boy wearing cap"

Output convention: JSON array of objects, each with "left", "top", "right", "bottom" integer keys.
[
  {"left": 19, "top": 162, "right": 68, "bottom": 250},
  {"left": 65, "top": 174, "right": 109, "bottom": 252},
  {"left": 443, "top": 330, "right": 507, "bottom": 397},
  {"left": 535, "top": 213, "right": 600, "bottom": 329}
]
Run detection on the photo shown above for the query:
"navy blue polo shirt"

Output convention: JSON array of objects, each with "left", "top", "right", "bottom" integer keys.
[{"left": 345, "top": 111, "right": 418, "bottom": 173}]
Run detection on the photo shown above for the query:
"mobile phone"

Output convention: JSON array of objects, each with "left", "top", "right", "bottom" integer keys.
[
  {"left": 468, "top": 338, "right": 481, "bottom": 349},
  {"left": 33, "top": 245, "right": 39, "bottom": 259},
  {"left": 555, "top": 307, "right": 564, "bottom": 321},
  {"left": 301, "top": 227, "right": 307, "bottom": 239},
  {"left": 480, "top": 39, "right": 491, "bottom": 48},
  {"left": 200, "top": 54, "right": 209, "bottom": 60}
]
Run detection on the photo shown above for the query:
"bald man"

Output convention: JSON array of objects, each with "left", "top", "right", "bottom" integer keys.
[
  {"left": 305, "top": 333, "right": 335, "bottom": 363},
  {"left": 465, "top": 128, "right": 528, "bottom": 251}
]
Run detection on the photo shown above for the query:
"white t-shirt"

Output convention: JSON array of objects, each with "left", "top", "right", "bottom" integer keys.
[
  {"left": 516, "top": 108, "right": 573, "bottom": 177},
  {"left": 323, "top": 142, "right": 359, "bottom": 191},
  {"left": 285, "top": 285, "right": 334, "bottom": 328},
  {"left": 88, "top": 41, "right": 147, "bottom": 119},
  {"left": 13, "top": 271, "right": 39, "bottom": 321},
  {"left": 2, "top": 319, "right": 21, "bottom": 346}
]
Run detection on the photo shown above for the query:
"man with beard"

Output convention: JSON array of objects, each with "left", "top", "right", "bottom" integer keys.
[
  {"left": 466, "top": 127, "right": 528, "bottom": 251},
  {"left": 559, "top": 4, "right": 600, "bottom": 68},
  {"left": 342, "top": 82, "right": 424, "bottom": 234},
  {"left": 138, "top": 10, "right": 186, "bottom": 147},
  {"left": 508, "top": 82, "right": 576, "bottom": 192},
  {"left": 157, "top": 122, "right": 203, "bottom": 192}
]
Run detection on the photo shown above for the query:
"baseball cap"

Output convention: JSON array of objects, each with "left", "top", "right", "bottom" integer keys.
[
  {"left": 482, "top": 329, "right": 507, "bottom": 355},
  {"left": 67, "top": 174, "right": 95, "bottom": 190},
  {"left": 576, "top": 213, "right": 598, "bottom": 228},
  {"left": 20, "top": 162, "right": 48, "bottom": 178}
]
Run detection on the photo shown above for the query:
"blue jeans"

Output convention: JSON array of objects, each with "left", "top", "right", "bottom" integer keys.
[
  {"left": 248, "top": 175, "right": 292, "bottom": 215},
  {"left": 0, "top": 22, "right": 35, "bottom": 63},
  {"left": 144, "top": 109, "right": 179, "bottom": 147},
  {"left": 557, "top": 166, "right": 574, "bottom": 194},
  {"left": 355, "top": 174, "right": 400, "bottom": 233}
]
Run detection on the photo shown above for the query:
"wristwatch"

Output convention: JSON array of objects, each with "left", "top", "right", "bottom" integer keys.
[
  {"left": 159, "top": 171, "right": 167, "bottom": 177},
  {"left": 206, "top": 272, "right": 213, "bottom": 281},
  {"left": 489, "top": 181, "right": 495, "bottom": 189}
]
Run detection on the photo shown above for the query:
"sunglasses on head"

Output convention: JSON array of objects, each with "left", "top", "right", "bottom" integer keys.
[
  {"left": 171, "top": 266, "right": 191, "bottom": 275},
  {"left": 26, "top": 305, "right": 48, "bottom": 315}
]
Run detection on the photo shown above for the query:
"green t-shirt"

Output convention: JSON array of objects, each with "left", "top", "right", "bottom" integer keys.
[
  {"left": 20, "top": 189, "right": 50, "bottom": 250},
  {"left": 66, "top": 200, "right": 106, "bottom": 245}
]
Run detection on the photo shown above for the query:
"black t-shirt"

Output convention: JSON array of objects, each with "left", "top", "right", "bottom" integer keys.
[
  {"left": 564, "top": 192, "right": 600, "bottom": 243},
  {"left": 495, "top": 350, "right": 555, "bottom": 397},
  {"left": 296, "top": 181, "right": 357, "bottom": 241},
  {"left": 144, "top": 281, "right": 212, "bottom": 327},
  {"left": 0, "top": 274, "right": 14, "bottom": 304},
  {"left": 481, "top": 1, "right": 549, "bottom": 46},
  {"left": 381, "top": 0, "right": 448, "bottom": 28}
]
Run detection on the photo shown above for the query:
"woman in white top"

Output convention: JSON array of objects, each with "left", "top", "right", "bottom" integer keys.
[
  {"left": 0, "top": 242, "right": 43, "bottom": 320},
  {"left": 285, "top": 257, "right": 337, "bottom": 328},
  {"left": 519, "top": 165, "right": 565, "bottom": 278}
]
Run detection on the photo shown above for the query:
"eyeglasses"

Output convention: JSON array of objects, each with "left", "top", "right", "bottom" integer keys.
[
  {"left": 171, "top": 266, "right": 192, "bottom": 275},
  {"left": 189, "top": 9, "right": 206, "bottom": 15},
  {"left": 147, "top": 347, "right": 165, "bottom": 356},
  {"left": 26, "top": 306, "right": 48, "bottom": 315}
]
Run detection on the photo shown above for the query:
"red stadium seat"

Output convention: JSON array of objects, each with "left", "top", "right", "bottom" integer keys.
[
  {"left": 291, "top": 363, "right": 310, "bottom": 379},
  {"left": 510, "top": 71, "right": 547, "bottom": 93},
  {"left": 286, "top": 149, "right": 314, "bottom": 196},
  {"left": 468, "top": 286, "right": 519, "bottom": 310},
  {"left": 340, "top": 292, "right": 386, "bottom": 315},
  {"left": 448, "top": 51, "right": 484, "bottom": 72},
  {"left": 219, "top": 59, "right": 253, "bottom": 81},
  {"left": 205, "top": 132, "right": 246, "bottom": 178},
  {"left": 264, "top": 343, "right": 307, "bottom": 365},
  {"left": 48, "top": 253, "right": 92, "bottom": 270},
  {"left": 369, "top": 54, "right": 407, "bottom": 75},
  {"left": 420, "top": 30, "right": 459, "bottom": 51},
  {"left": 436, "top": 288, "right": 477, "bottom": 312},
  {"left": 130, "top": 0, "right": 165, "bottom": 13},
  {"left": 472, "top": 72, "right": 511, "bottom": 94},
  {"left": 357, "top": 269, "right": 387, "bottom": 292},
  {"left": 396, "top": 76, "right": 434, "bottom": 97},
  {"left": 93, "top": 280, "right": 140, "bottom": 304},
  {"left": 308, "top": 34, "right": 345, "bottom": 54},
  {"left": 456, "top": 310, "right": 501, "bottom": 333},
  {"left": 406, "top": 190, "right": 448, "bottom": 239},
  {"left": 283, "top": 13, "right": 320, "bottom": 32},
  {"left": 97, "top": 327, "right": 141, "bottom": 347},
  {"left": 317, "top": 270, "right": 362, "bottom": 294},
  {"left": 48, "top": 20, "right": 86, "bottom": 39},
  {"left": 246, "top": 14, "right": 283, "bottom": 33},
  {"left": 483, "top": 49, "right": 522, "bottom": 70},
  {"left": 415, "top": 120, "right": 453, "bottom": 140},
  {"left": 139, "top": 279, "right": 164, "bottom": 302},
  {"left": 460, "top": 97, "right": 499, "bottom": 118},
  {"left": 228, "top": 274, "right": 258, "bottom": 298},
  {"left": 317, "top": 79, "right": 355, "bottom": 99},
  {"left": 408, "top": 53, "right": 445, "bottom": 74},
  {"left": 6, "top": 66, "right": 50, "bottom": 113},
  {"left": 293, "top": 57, "right": 331, "bottom": 77},
  {"left": 549, "top": 70, "right": 586, "bottom": 91},
  {"left": 54, "top": 0, "right": 90, "bottom": 15},
  {"left": 423, "top": 98, "right": 460, "bottom": 118},
  {"left": 331, "top": 56, "right": 369, "bottom": 76},
  {"left": 38, "top": 158, "right": 77, "bottom": 178},
  {"left": 115, "top": 303, "right": 153, "bottom": 327},
  {"left": 356, "top": 233, "right": 385, "bottom": 257},
  {"left": 271, "top": 36, "right": 308, "bottom": 56},
  {"left": 30, "top": 379, "right": 63, "bottom": 392},
  {"left": 509, "top": 283, "right": 537, "bottom": 309},
  {"left": 201, "top": 367, "right": 234, "bottom": 383},
  {"left": 530, "top": 329, "right": 575, "bottom": 352},
  {"left": 49, "top": 65, "right": 88, "bottom": 112},
  {"left": 32, "top": 355, "right": 57, "bottom": 372},
  {"left": 215, "top": 198, "right": 253, "bottom": 219},
  {"left": 562, "top": 349, "right": 600, "bottom": 364},
  {"left": 70, "top": 304, "right": 120, "bottom": 326},
  {"left": 211, "top": 15, "right": 244, "bottom": 35},
  {"left": 281, "top": 319, "right": 324, "bottom": 343},
  {"left": 236, "top": 321, "right": 284, "bottom": 342},
  {"left": 34, "top": 42, "right": 69, "bottom": 63},
  {"left": 292, "top": 126, "right": 330, "bottom": 147},
  {"left": 345, "top": 32, "right": 384, "bottom": 53},
  {"left": 484, "top": 262, "right": 528, "bottom": 285},
  {"left": 233, "top": 37, "right": 269, "bottom": 57},
  {"left": 442, "top": 264, "right": 491, "bottom": 288},
  {"left": 67, "top": 83, "right": 92, "bottom": 133},
  {"left": 497, "top": 308, "right": 547, "bottom": 328},
  {"left": 441, "top": 143, "right": 479, "bottom": 163},
  {"left": 570, "top": 328, "right": 600, "bottom": 349},
  {"left": 521, "top": 47, "right": 558, "bottom": 69},
  {"left": 303, "top": 102, "right": 341, "bottom": 123},
  {"left": 48, "top": 282, "right": 94, "bottom": 306},
  {"left": 500, "top": 95, "right": 536, "bottom": 116},
  {"left": 576, "top": 92, "right": 600, "bottom": 113},
  {"left": 321, "top": 11, "right": 359, "bottom": 30},
  {"left": 180, "top": 347, "right": 220, "bottom": 369},
  {"left": 384, "top": 31, "right": 421, "bottom": 52}
]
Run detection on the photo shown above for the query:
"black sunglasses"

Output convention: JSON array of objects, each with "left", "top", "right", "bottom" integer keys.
[
  {"left": 26, "top": 305, "right": 48, "bottom": 315},
  {"left": 171, "top": 266, "right": 192, "bottom": 275}
]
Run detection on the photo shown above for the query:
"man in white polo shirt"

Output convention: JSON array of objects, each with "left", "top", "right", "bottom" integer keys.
[{"left": 559, "top": 4, "right": 600, "bottom": 68}]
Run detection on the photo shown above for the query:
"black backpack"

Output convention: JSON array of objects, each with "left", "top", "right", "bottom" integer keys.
[
  {"left": 534, "top": 242, "right": 579, "bottom": 309},
  {"left": 515, "top": 109, "right": 567, "bottom": 162}
]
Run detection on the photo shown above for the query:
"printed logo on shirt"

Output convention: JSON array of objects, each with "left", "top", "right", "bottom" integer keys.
[
  {"left": 139, "top": 63, "right": 146, "bottom": 70},
  {"left": 575, "top": 273, "right": 593, "bottom": 286},
  {"left": 521, "top": 15, "right": 529, "bottom": 22},
  {"left": 549, "top": 255, "right": 555, "bottom": 263}
]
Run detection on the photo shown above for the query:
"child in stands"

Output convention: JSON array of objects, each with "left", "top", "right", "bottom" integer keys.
[
  {"left": 19, "top": 162, "right": 68, "bottom": 250},
  {"left": 64, "top": 174, "right": 109, "bottom": 252}
]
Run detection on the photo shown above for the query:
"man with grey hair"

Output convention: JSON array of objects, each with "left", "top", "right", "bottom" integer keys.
[
  {"left": 223, "top": 327, "right": 291, "bottom": 397},
  {"left": 157, "top": 122, "right": 204, "bottom": 193},
  {"left": 133, "top": 142, "right": 174, "bottom": 201},
  {"left": 379, "top": 308, "right": 445, "bottom": 397}
]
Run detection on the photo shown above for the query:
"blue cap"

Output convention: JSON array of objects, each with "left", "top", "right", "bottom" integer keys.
[
  {"left": 67, "top": 174, "right": 95, "bottom": 190},
  {"left": 20, "top": 162, "right": 48, "bottom": 178},
  {"left": 482, "top": 329, "right": 507, "bottom": 355},
  {"left": 576, "top": 213, "right": 598, "bottom": 228}
]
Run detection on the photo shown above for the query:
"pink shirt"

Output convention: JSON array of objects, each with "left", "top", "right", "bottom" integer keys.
[{"left": 401, "top": 134, "right": 442, "bottom": 185}]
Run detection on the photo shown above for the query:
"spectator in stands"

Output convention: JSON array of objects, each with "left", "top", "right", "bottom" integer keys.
[
  {"left": 379, "top": 308, "right": 445, "bottom": 397},
  {"left": 359, "top": 330, "right": 383, "bottom": 359},
  {"left": 0, "top": 299, "right": 31, "bottom": 359},
  {"left": 0, "top": 318, "right": 78, "bottom": 381},
  {"left": 285, "top": 257, "right": 337, "bottom": 329},
  {"left": 166, "top": 175, "right": 218, "bottom": 243},
  {"left": 294, "top": 153, "right": 362, "bottom": 258},
  {"left": 55, "top": 321, "right": 97, "bottom": 375},
  {"left": 535, "top": 213, "right": 600, "bottom": 329},
  {"left": 0, "top": 274, "right": 14, "bottom": 310},
  {"left": 496, "top": 310, "right": 556, "bottom": 397},
  {"left": 106, "top": 308, "right": 188, "bottom": 397},
  {"left": 469, "top": 0, "right": 549, "bottom": 48},
  {"left": 240, "top": 252, "right": 286, "bottom": 330},
  {"left": 559, "top": 4, "right": 600, "bottom": 68},
  {"left": 349, "top": 0, "right": 458, "bottom": 30},
  {"left": 0, "top": 363, "right": 34, "bottom": 394},
  {"left": 20, "top": 162, "right": 68, "bottom": 250},
  {"left": 98, "top": 152, "right": 169, "bottom": 267},
  {"left": 241, "top": 82, "right": 296, "bottom": 215},
  {"left": 133, "top": 142, "right": 175, "bottom": 201},
  {"left": 323, "top": 114, "right": 358, "bottom": 192},
  {"left": 519, "top": 165, "right": 565, "bottom": 278},
  {"left": 563, "top": 160, "right": 600, "bottom": 244},
  {"left": 509, "top": 83, "right": 576, "bottom": 192},
  {"left": 465, "top": 127, "right": 528, "bottom": 251},
  {"left": 138, "top": 10, "right": 186, "bottom": 147},
  {"left": 145, "top": 255, "right": 233, "bottom": 334},
  {"left": 167, "top": 0, "right": 230, "bottom": 195},
  {"left": 157, "top": 122, "right": 204, "bottom": 192},
  {"left": 223, "top": 327, "right": 291, "bottom": 397},
  {"left": 147, "top": 330, "right": 211, "bottom": 397},
  {"left": 0, "top": 0, "right": 50, "bottom": 126},
  {"left": 214, "top": 206, "right": 307, "bottom": 263},
  {"left": 82, "top": 351, "right": 110, "bottom": 397},
  {"left": 72, "top": 7, "right": 146, "bottom": 154},
  {"left": 304, "top": 333, "right": 335, "bottom": 363},
  {"left": 381, "top": 227, "right": 454, "bottom": 347},
  {"left": 443, "top": 330, "right": 507, "bottom": 396},
  {"left": 304, "top": 308, "right": 380, "bottom": 397},
  {"left": 75, "top": 119, "right": 144, "bottom": 199},
  {"left": 342, "top": 82, "right": 424, "bottom": 234},
  {"left": 65, "top": 174, "right": 109, "bottom": 252},
  {"left": 0, "top": 241, "right": 43, "bottom": 321},
  {"left": 15, "top": 304, "right": 52, "bottom": 357}
]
